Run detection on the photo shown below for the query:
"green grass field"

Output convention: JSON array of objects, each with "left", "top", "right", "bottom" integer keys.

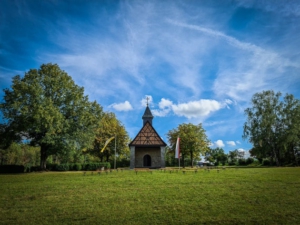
[{"left": 0, "top": 167, "right": 299, "bottom": 225}]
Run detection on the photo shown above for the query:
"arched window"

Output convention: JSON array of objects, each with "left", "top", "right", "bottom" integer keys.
[{"left": 143, "top": 154, "right": 151, "bottom": 167}]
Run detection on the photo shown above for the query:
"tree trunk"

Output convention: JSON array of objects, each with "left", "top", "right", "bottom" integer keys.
[
  {"left": 40, "top": 144, "right": 48, "bottom": 170},
  {"left": 293, "top": 145, "right": 299, "bottom": 166},
  {"left": 190, "top": 151, "right": 194, "bottom": 168},
  {"left": 182, "top": 155, "right": 185, "bottom": 168}
]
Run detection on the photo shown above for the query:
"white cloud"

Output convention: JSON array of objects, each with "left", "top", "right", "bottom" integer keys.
[
  {"left": 172, "top": 99, "right": 222, "bottom": 118},
  {"left": 226, "top": 141, "right": 236, "bottom": 146},
  {"left": 236, "top": 141, "right": 241, "bottom": 144},
  {"left": 152, "top": 98, "right": 232, "bottom": 118},
  {"left": 109, "top": 101, "right": 133, "bottom": 111},
  {"left": 152, "top": 98, "right": 173, "bottom": 117},
  {"left": 214, "top": 140, "right": 225, "bottom": 148},
  {"left": 158, "top": 98, "right": 173, "bottom": 109}
]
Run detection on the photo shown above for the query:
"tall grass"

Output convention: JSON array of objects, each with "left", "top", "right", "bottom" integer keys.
[{"left": 0, "top": 168, "right": 299, "bottom": 225}]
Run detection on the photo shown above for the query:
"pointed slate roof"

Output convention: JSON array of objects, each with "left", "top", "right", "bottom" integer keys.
[
  {"left": 129, "top": 121, "right": 167, "bottom": 147},
  {"left": 142, "top": 105, "right": 154, "bottom": 125},
  {"left": 142, "top": 105, "right": 154, "bottom": 119}
]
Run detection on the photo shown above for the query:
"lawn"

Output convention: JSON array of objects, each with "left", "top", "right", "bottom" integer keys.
[{"left": 0, "top": 167, "right": 299, "bottom": 225}]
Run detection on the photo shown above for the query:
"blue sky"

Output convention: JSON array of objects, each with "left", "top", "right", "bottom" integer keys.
[{"left": 1, "top": 0, "right": 300, "bottom": 155}]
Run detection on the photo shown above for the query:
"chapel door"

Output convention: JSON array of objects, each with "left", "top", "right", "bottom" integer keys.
[{"left": 143, "top": 155, "right": 151, "bottom": 167}]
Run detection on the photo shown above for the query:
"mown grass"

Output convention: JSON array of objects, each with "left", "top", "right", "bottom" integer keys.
[{"left": 0, "top": 167, "right": 299, "bottom": 225}]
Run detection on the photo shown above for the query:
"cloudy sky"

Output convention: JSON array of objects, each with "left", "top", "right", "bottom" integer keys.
[{"left": 1, "top": 0, "right": 300, "bottom": 154}]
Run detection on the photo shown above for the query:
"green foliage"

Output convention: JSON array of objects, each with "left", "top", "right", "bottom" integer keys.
[
  {"left": 167, "top": 123, "right": 210, "bottom": 167},
  {"left": 88, "top": 112, "right": 130, "bottom": 162},
  {"left": 238, "top": 158, "right": 246, "bottom": 166},
  {"left": 244, "top": 90, "right": 300, "bottom": 166},
  {"left": 115, "top": 158, "right": 130, "bottom": 168},
  {"left": 246, "top": 157, "right": 255, "bottom": 165},
  {"left": 71, "top": 163, "right": 82, "bottom": 171},
  {"left": 0, "top": 63, "right": 104, "bottom": 169},
  {"left": 262, "top": 159, "right": 271, "bottom": 166},
  {"left": 206, "top": 147, "right": 228, "bottom": 166},
  {"left": 0, "top": 165, "right": 25, "bottom": 173},
  {"left": 46, "top": 163, "right": 58, "bottom": 171},
  {"left": 0, "top": 143, "right": 40, "bottom": 166},
  {"left": 83, "top": 162, "right": 111, "bottom": 171},
  {"left": 56, "top": 164, "right": 70, "bottom": 171}
]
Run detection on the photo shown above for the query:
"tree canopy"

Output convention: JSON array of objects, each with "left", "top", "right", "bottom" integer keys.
[
  {"left": 205, "top": 147, "right": 228, "bottom": 166},
  {"left": 0, "top": 63, "right": 103, "bottom": 169},
  {"left": 87, "top": 112, "right": 130, "bottom": 165},
  {"left": 167, "top": 123, "right": 209, "bottom": 167},
  {"left": 243, "top": 90, "right": 300, "bottom": 166}
]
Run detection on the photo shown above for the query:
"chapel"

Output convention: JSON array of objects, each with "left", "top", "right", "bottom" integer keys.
[{"left": 129, "top": 102, "right": 167, "bottom": 169}]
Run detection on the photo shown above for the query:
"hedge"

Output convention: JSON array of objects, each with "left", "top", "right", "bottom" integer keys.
[{"left": 0, "top": 165, "right": 25, "bottom": 173}]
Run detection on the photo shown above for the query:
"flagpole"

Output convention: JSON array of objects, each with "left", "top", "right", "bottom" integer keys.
[{"left": 114, "top": 135, "right": 116, "bottom": 170}]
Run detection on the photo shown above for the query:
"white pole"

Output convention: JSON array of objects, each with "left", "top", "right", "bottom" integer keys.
[{"left": 114, "top": 135, "right": 116, "bottom": 169}]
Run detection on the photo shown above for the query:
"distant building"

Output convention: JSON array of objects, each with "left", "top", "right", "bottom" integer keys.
[{"left": 129, "top": 103, "right": 167, "bottom": 169}]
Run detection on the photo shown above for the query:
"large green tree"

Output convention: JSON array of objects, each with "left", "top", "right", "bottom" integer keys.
[
  {"left": 0, "top": 63, "right": 103, "bottom": 169},
  {"left": 243, "top": 90, "right": 300, "bottom": 166},
  {"left": 167, "top": 123, "right": 210, "bottom": 168}
]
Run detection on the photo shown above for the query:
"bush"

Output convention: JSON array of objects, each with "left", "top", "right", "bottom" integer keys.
[
  {"left": 46, "top": 164, "right": 58, "bottom": 171},
  {"left": 262, "top": 159, "right": 270, "bottom": 166},
  {"left": 228, "top": 161, "right": 236, "bottom": 166},
  {"left": 83, "top": 162, "right": 111, "bottom": 171},
  {"left": 56, "top": 164, "right": 69, "bottom": 171},
  {"left": 116, "top": 159, "right": 130, "bottom": 168},
  {"left": 71, "top": 163, "right": 82, "bottom": 171},
  {"left": 246, "top": 158, "right": 255, "bottom": 165},
  {"left": 238, "top": 159, "right": 247, "bottom": 166},
  {"left": 0, "top": 165, "right": 25, "bottom": 173},
  {"left": 30, "top": 166, "right": 41, "bottom": 172}
]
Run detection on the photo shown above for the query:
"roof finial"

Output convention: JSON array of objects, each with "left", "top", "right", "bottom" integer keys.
[{"left": 146, "top": 96, "right": 149, "bottom": 107}]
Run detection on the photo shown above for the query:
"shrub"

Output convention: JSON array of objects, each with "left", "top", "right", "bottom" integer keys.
[
  {"left": 83, "top": 162, "right": 111, "bottom": 171},
  {"left": 72, "top": 163, "right": 82, "bottom": 171},
  {"left": 0, "top": 165, "right": 25, "bottom": 173},
  {"left": 30, "top": 166, "right": 41, "bottom": 172},
  {"left": 238, "top": 159, "right": 247, "bottom": 166},
  {"left": 56, "top": 164, "right": 69, "bottom": 171},
  {"left": 246, "top": 158, "right": 255, "bottom": 165},
  {"left": 262, "top": 159, "right": 270, "bottom": 166},
  {"left": 46, "top": 164, "right": 58, "bottom": 171},
  {"left": 228, "top": 161, "right": 236, "bottom": 166},
  {"left": 116, "top": 159, "right": 130, "bottom": 168}
]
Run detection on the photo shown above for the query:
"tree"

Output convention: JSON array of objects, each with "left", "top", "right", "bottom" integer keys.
[
  {"left": 88, "top": 112, "right": 130, "bottom": 165},
  {"left": 206, "top": 147, "right": 228, "bottom": 166},
  {"left": 243, "top": 90, "right": 300, "bottom": 166},
  {"left": 0, "top": 63, "right": 103, "bottom": 169},
  {"left": 228, "top": 150, "right": 238, "bottom": 163},
  {"left": 167, "top": 123, "right": 210, "bottom": 168}
]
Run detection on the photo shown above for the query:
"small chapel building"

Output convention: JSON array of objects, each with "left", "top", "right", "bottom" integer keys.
[{"left": 129, "top": 103, "right": 167, "bottom": 169}]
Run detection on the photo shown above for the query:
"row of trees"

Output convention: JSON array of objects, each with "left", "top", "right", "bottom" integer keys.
[
  {"left": 0, "top": 63, "right": 130, "bottom": 169},
  {"left": 165, "top": 90, "right": 300, "bottom": 167}
]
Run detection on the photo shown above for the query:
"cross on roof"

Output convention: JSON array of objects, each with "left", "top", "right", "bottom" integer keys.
[{"left": 146, "top": 96, "right": 149, "bottom": 106}]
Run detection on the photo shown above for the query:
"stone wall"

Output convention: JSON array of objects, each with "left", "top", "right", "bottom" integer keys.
[
  {"left": 130, "top": 146, "right": 135, "bottom": 169},
  {"left": 135, "top": 147, "right": 161, "bottom": 168}
]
